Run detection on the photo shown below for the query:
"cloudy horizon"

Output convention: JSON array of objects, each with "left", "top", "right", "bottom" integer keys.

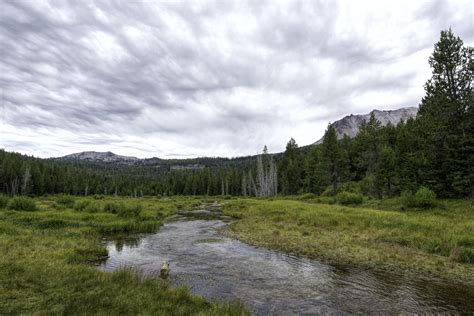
[{"left": 1, "top": 0, "right": 472, "bottom": 159}]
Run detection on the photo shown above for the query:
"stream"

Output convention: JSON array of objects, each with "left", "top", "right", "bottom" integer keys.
[{"left": 100, "top": 205, "right": 474, "bottom": 314}]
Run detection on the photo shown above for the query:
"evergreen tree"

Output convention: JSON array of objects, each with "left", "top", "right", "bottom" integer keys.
[
  {"left": 321, "top": 125, "right": 343, "bottom": 195},
  {"left": 279, "top": 138, "right": 304, "bottom": 195},
  {"left": 305, "top": 145, "right": 329, "bottom": 194},
  {"left": 417, "top": 29, "right": 473, "bottom": 196}
]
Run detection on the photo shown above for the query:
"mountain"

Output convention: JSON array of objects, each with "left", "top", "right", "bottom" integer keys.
[
  {"left": 57, "top": 151, "right": 256, "bottom": 170},
  {"left": 59, "top": 107, "right": 417, "bottom": 164},
  {"left": 315, "top": 107, "right": 417, "bottom": 144},
  {"left": 59, "top": 151, "right": 139, "bottom": 163}
]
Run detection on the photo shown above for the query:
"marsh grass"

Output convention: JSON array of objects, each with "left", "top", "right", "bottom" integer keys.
[
  {"left": 0, "top": 194, "right": 9, "bottom": 208},
  {"left": 7, "top": 196, "right": 37, "bottom": 211},
  {"left": 222, "top": 198, "right": 474, "bottom": 282},
  {"left": 0, "top": 195, "right": 247, "bottom": 315}
]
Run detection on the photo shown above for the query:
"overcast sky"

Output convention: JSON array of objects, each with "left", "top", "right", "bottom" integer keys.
[{"left": 1, "top": 0, "right": 472, "bottom": 158}]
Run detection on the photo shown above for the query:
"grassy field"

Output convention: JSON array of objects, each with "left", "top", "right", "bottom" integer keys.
[
  {"left": 0, "top": 195, "right": 246, "bottom": 315},
  {"left": 1, "top": 194, "right": 472, "bottom": 314},
  {"left": 222, "top": 197, "right": 474, "bottom": 283}
]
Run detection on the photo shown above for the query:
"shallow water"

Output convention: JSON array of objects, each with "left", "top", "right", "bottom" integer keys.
[{"left": 100, "top": 209, "right": 474, "bottom": 314}]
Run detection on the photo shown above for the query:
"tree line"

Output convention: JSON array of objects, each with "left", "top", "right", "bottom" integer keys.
[{"left": 0, "top": 29, "right": 472, "bottom": 199}]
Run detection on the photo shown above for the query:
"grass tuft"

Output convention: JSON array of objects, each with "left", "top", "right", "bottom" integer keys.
[{"left": 7, "top": 196, "right": 37, "bottom": 211}]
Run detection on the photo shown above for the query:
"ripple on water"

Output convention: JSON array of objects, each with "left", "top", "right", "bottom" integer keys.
[{"left": 100, "top": 219, "right": 474, "bottom": 315}]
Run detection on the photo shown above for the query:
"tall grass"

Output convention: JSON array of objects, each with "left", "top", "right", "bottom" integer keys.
[
  {"left": 7, "top": 196, "right": 37, "bottom": 211},
  {"left": 55, "top": 194, "right": 75, "bottom": 208},
  {"left": 0, "top": 195, "right": 247, "bottom": 315},
  {"left": 0, "top": 194, "right": 9, "bottom": 209},
  {"left": 222, "top": 198, "right": 474, "bottom": 281}
]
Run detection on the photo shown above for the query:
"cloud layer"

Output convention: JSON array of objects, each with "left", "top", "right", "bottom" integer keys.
[{"left": 1, "top": 0, "right": 472, "bottom": 158}]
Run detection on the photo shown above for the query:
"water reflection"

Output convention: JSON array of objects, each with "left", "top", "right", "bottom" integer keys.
[{"left": 100, "top": 219, "right": 474, "bottom": 314}]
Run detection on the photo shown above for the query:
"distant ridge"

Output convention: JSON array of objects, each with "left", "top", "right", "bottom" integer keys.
[
  {"left": 59, "top": 151, "right": 139, "bottom": 163},
  {"left": 315, "top": 107, "right": 417, "bottom": 144},
  {"left": 58, "top": 108, "right": 418, "bottom": 163}
]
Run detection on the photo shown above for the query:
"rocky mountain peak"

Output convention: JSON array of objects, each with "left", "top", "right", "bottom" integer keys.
[
  {"left": 315, "top": 107, "right": 417, "bottom": 144},
  {"left": 59, "top": 151, "right": 139, "bottom": 163}
]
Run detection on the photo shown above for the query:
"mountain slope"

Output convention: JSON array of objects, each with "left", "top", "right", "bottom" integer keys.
[
  {"left": 60, "top": 151, "right": 139, "bottom": 163},
  {"left": 58, "top": 107, "right": 417, "bottom": 163},
  {"left": 315, "top": 107, "right": 417, "bottom": 144}
]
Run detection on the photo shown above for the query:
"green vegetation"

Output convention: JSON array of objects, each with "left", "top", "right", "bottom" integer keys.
[
  {"left": 56, "top": 194, "right": 76, "bottom": 208},
  {"left": 222, "top": 198, "right": 474, "bottom": 283},
  {"left": 0, "top": 27, "right": 471, "bottom": 313},
  {"left": 0, "top": 196, "right": 246, "bottom": 315},
  {"left": 0, "top": 194, "right": 9, "bottom": 209},
  {"left": 402, "top": 187, "right": 438, "bottom": 209},
  {"left": 103, "top": 201, "right": 143, "bottom": 218},
  {"left": 336, "top": 191, "right": 363, "bottom": 205},
  {"left": 0, "top": 31, "right": 471, "bottom": 200},
  {"left": 7, "top": 196, "right": 37, "bottom": 211}
]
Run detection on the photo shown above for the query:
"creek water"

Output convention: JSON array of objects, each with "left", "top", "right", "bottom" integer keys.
[{"left": 100, "top": 206, "right": 474, "bottom": 315}]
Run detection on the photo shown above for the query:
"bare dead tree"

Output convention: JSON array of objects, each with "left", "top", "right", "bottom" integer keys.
[
  {"left": 21, "top": 166, "right": 31, "bottom": 195},
  {"left": 255, "top": 146, "right": 278, "bottom": 197},
  {"left": 11, "top": 178, "right": 19, "bottom": 197},
  {"left": 242, "top": 175, "right": 247, "bottom": 197}
]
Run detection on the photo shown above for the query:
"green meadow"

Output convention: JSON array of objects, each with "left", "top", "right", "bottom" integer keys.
[
  {"left": 222, "top": 197, "right": 474, "bottom": 283},
  {"left": 0, "top": 195, "right": 246, "bottom": 315},
  {"left": 1, "top": 194, "right": 473, "bottom": 315}
]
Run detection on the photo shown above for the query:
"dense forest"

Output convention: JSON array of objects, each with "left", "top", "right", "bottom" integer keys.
[{"left": 1, "top": 29, "right": 472, "bottom": 199}]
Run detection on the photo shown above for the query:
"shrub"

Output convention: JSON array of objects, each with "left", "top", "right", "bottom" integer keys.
[
  {"left": 338, "top": 182, "right": 362, "bottom": 194},
  {"left": 0, "top": 194, "right": 9, "bottom": 209},
  {"left": 103, "top": 202, "right": 125, "bottom": 214},
  {"left": 298, "top": 193, "right": 317, "bottom": 200},
  {"left": 414, "top": 186, "right": 437, "bottom": 208},
  {"left": 85, "top": 204, "right": 100, "bottom": 213},
  {"left": 8, "top": 196, "right": 37, "bottom": 211},
  {"left": 56, "top": 195, "right": 75, "bottom": 208},
  {"left": 402, "top": 187, "right": 437, "bottom": 209},
  {"left": 320, "top": 187, "right": 333, "bottom": 197},
  {"left": 359, "top": 176, "right": 376, "bottom": 197},
  {"left": 336, "top": 191, "right": 363, "bottom": 205},
  {"left": 74, "top": 200, "right": 91, "bottom": 211}
]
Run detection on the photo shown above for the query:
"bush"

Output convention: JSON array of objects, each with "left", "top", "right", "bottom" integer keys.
[
  {"left": 298, "top": 193, "right": 317, "bottom": 200},
  {"left": 85, "top": 204, "right": 100, "bottom": 213},
  {"left": 359, "top": 176, "right": 376, "bottom": 197},
  {"left": 336, "top": 191, "right": 363, "bottom": 205},
  {"left": 103, "top": 202, "right": 125, "bottom": 214},
  {"left": 70, "top": 199, "right": 98, "bottom": 213},
  {"left": 414, "top": 187, "right": 437, "bottom": 208},
  {"left": 56, "top": 195, "right": 75, "bottom": 208},
  {"left": 103, "top": 202, "right": 142, "bottom": 218},
  {"left": 338, "top": 182, "right": 362, "bottom": 194},
  {"left": 0, "top": 194, "right": 9, "bottom": 209},
  {"left": 402, "top": 187, "right": 437, "bottom": 209},
  {"left": 8, "top": 196, "right": 37, "bottom": 211},
  {"left": 320, "top": 187, "right": 333, "bottom": 197}
]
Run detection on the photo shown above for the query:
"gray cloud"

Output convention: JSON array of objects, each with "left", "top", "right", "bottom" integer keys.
[{"left": 1, "top": 0, "right": 472, "bottom": 158}]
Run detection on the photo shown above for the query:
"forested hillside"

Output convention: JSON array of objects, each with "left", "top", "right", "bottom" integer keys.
[{"left": 1, "top": 29, "right": 472, "bottom": 199}]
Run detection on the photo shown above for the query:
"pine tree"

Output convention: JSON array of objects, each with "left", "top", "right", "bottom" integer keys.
[
  {"left": 279, "top": 138, "right": 304, "bottom": 194},
  {"left": 321, "top": 125, "right": 343, "bottom": 195},
  {"left": 417, "top": 29, "right": 473, "bottom": 196}
]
